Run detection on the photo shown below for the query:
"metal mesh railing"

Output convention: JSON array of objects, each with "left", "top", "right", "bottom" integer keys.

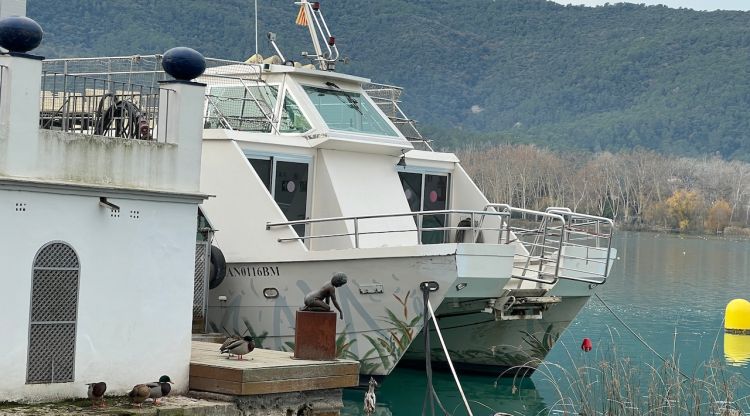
[
  {"left": 42, "top": 56, "right": 170, "bottom": 140},
  {"left": 364, "top": 82, "right": 433, "bottom": 151},
  {"left": 39, "top": 72, "right": 163, "bottom": 140},
  {"left": 200, "top": 58, "right": 313, "bottom": 134}
]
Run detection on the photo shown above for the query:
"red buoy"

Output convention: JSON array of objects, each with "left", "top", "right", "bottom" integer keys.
[{"left": 581, "top": 338, "right": 592, "bottom": 352}]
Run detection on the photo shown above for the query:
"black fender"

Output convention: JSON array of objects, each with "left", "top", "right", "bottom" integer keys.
[{"left": 209, "top": 245, "right": 227, "bottom": 289}]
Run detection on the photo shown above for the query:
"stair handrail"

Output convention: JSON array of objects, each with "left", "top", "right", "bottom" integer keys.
[
  {"left": 546, "top": 208, "right": 615, "bottom": 285},
  {"left": 484, "top": 204, "right": 566, "bottom": 285}
]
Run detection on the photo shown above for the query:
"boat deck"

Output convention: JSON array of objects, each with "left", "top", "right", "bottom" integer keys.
[{"left": 189, "top": 341, "right": 360, "bottom": 395}]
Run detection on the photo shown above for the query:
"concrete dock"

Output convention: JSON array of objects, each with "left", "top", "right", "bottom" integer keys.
[{"left": 189, "top": 341, "right": 360, "bottom": 415}]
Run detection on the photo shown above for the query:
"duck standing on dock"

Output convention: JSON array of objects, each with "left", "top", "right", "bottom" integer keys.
[
  {"left": 363, "top": 377, "right": 377, "bottom": 415},
  {"left": 86, "top": 381, "right": 107, "bottom": 408},
  {"left": 220, "top": 335, "right": 255, "bottom": 360},
  {"left": 128, "top": 384, "right": 150, "bottom": 408},
  {"left": 147, "top": 375, "right": 174, "bottom": 406},
  {"left": 220, "top": 335, "right": 241, "bottom": 358}
]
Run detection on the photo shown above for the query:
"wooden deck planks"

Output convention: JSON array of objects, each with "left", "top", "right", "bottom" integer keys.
[{"left": 189, "top": 341, "right": 360, "bottom": 395}]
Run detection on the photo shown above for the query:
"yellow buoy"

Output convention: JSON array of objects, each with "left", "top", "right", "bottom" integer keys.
[
  {"left": 725, "top": 298, "right": 750, "bottom": 334},
  {"left": 724, "top": 333, "right": 750, "bottom": 366}
]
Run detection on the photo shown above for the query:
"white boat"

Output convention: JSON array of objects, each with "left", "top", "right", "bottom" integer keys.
[
  {"left": 42, "top": 1, "right": 616, "bottom": 378},
  {"left": 196, "top": 1, "right": 617, "bottom": 377}
]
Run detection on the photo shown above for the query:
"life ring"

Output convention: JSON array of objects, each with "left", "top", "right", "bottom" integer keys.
[{"left": 209, "top": 245, "right": 227, "bottom": 289}]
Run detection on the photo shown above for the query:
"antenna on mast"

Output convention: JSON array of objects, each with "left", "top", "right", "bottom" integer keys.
[
  {"left": 254, "top": 0, "right": 259, "bottom": 57},
  {"left": 294, "top": 0, "right": 340, "bottom": 71}
]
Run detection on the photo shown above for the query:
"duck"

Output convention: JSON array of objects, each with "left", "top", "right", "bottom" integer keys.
[
  {"left": 128, "top": 383, "right": 150, "bottom": 408},
  {"left": 220, "top": 336, "right": 255, "bottom": 360},
  {"left": 363, "top": 377, "right": 377, "bottom": 415},
  {"left": 220, "top": 335, "right": 241, "bottom": 358},
  {"left": 86, "top": 381, "right": 107, "bottom": 408},
  {"left": 147, "top": 375, "right": 173, "bottom": 406}
]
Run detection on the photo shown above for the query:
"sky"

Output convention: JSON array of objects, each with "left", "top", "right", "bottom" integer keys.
[{"left": 550, "top": 0, "right": 750, "bottom": 11}]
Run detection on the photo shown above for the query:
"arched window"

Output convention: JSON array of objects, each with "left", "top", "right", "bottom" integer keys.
[{"left": 26, "top": 242, "right": 80, "bottom": 384}]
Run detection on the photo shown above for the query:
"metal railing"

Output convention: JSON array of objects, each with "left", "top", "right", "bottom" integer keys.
[
  {"left": 266, "top": 204, "right": 614, "bottom": 286},
  {"left": 485, "top": 204, "right": 614, "bottom": 285},
  {"left": 41, "top": 55, "right": 279, "bottom": 139},
  {"left": 266, "top": 209, "right": 510, "bottom": 248},
  {"left": 364, "top": 82, "right": 433, "bottom": 151},
  {"left": 546, "top": 207, "right": 614, "bottom": 285},
  {"left": 39, "top": 72, "right": 166, "bottom": 140},
  {"left": 484, "top": 204, "right": 566, "bottom": 285}
]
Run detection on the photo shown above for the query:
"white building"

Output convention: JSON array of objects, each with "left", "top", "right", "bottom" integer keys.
[{"left": 0, "top": 2, "right": 207, "bottom": 402}]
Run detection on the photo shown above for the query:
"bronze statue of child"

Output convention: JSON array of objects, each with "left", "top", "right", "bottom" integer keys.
[{"left": 301, "top": 272, "right": 348, "bottom": 320}]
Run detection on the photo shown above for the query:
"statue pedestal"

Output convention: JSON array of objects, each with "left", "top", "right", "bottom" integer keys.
[{"left": 294, "top": 310, "right": 337, "bottom": 360}]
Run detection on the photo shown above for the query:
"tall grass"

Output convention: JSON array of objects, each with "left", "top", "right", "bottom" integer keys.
[{"left": 502, "top": 334, "right": 750, "bottom": 416}]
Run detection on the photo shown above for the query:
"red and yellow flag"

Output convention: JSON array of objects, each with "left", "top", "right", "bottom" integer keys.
[{"left": 295, "top": 5, "right": 308, "bottom": 26}]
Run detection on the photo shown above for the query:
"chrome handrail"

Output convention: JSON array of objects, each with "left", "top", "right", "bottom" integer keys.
[
  {"left": 266, "top": 209, "right": 510, "bottom": 247},
  {"left": 484, "top": 204, "right": 566, "bottom": 285},
  {"left": 546, "top": 208, "right": 615, "bottom": 285}
]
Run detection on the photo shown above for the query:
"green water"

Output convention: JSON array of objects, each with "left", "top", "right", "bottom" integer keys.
[{"left": 342, "top": 232, "right": 750, "bottom": 415}]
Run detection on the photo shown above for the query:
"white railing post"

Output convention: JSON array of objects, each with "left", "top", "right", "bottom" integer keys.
[{"left": 0, "top": 53, "right": 42, "bottom": 178}]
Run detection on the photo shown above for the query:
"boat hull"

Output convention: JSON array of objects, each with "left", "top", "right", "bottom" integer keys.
[
  {"left": 206, "top": 243, "right": 515, "bottom": 376},
  {"left": 402, "top": 295, "right": 590, "bottom": 375}
]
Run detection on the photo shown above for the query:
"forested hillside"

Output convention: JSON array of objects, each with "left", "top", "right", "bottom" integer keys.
[{"left": 27, "top": 0, "right": 750, "bottom": 160}]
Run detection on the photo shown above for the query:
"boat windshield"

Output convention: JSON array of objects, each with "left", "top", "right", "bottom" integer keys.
[
  {"left": 303, "top": 86, "right": 398, "bottom": 137},
  {"left": 205, "top": 85, "right": 311, "bottom": 133}
]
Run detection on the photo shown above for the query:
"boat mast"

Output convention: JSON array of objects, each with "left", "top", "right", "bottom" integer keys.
[{"left": 295, "top": 0, "right": 339, "bottom": 71}]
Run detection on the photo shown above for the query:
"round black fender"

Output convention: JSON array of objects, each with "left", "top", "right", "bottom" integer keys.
[{"left": 209, "top": 245, "right": 227, "bottom": 289}]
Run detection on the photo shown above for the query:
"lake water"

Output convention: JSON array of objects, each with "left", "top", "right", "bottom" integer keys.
[{"left": 342, "top": 232, "right": 750, "bottom": 415}]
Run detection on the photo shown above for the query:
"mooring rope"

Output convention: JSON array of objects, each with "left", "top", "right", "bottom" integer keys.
[
  {"left": 422, "top": 285, "right": 450, "bottom": 416},
  {"left": 428, "top": 299, "right": 474, "bottom": 416},
  {"left": 594, "top": 292, "right": 690, "bottom": 379}
]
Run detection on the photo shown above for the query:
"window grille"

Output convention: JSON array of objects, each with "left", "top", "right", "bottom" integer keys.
[{"left": 27, "top": 242, "right": 80, "bottom": 384}]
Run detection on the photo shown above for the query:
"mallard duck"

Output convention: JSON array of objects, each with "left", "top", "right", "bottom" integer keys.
[
  {"left": 220, "top": 336, "right": 255, "bottom": 360},
  {"left": 363, "top": 377, "right": 377, "bottom": 415},
  {"left": 128, "top": 384, "right": 150, "bottom": 408},
  {"left": 220, "top": 335, "right": 241, "bottom": 358},
  {"left": 147, "top": 375, "right": 173, "bottom": 406},
  {"left": 86, "top": 381, "right": 106, "bottom": 408}
]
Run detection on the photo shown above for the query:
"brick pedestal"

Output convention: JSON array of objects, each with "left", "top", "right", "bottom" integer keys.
[{"left": 294, "top": 310, "right": 337, "bottom": 360}]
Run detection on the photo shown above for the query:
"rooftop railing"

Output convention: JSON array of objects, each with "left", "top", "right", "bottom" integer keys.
[
  {"left": 39, "top": 72, "right": 166, "bottom": 140},
  {"left": 363, "top": 82, "right": 433, "bottom": 151},
  {"left": 39, "top": 55, "right": 275, "bottom": 140}
]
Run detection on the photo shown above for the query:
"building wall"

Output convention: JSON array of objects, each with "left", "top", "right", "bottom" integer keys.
[{"left": 0, "top": 187, "right": 196, "bottom": 402}]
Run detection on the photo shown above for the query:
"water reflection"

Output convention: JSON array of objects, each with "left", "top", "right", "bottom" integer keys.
[
  {"left": 725, "top": 333, "right": 750, "bottom": 367},
  {"left": 343, "top": 232, "right": 750, "bottom": 413},
  {"left": 342, "top": 367, "right": 548, "bottom": 416}
]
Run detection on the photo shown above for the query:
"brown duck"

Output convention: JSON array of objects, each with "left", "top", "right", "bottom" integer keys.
[
  {"left": 86, "top": 381, "right": 107, "bottom": 408},
  {"left": 128, "top": 383, "right": 150, "bottom": 408}
]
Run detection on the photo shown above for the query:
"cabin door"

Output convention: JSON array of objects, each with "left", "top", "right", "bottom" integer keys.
[
  {"left": 248, "top": 155, "right": 310, "bottom": 237},
  {"left": 398, "top": 171, "right": 450, "bottom": 244}
]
